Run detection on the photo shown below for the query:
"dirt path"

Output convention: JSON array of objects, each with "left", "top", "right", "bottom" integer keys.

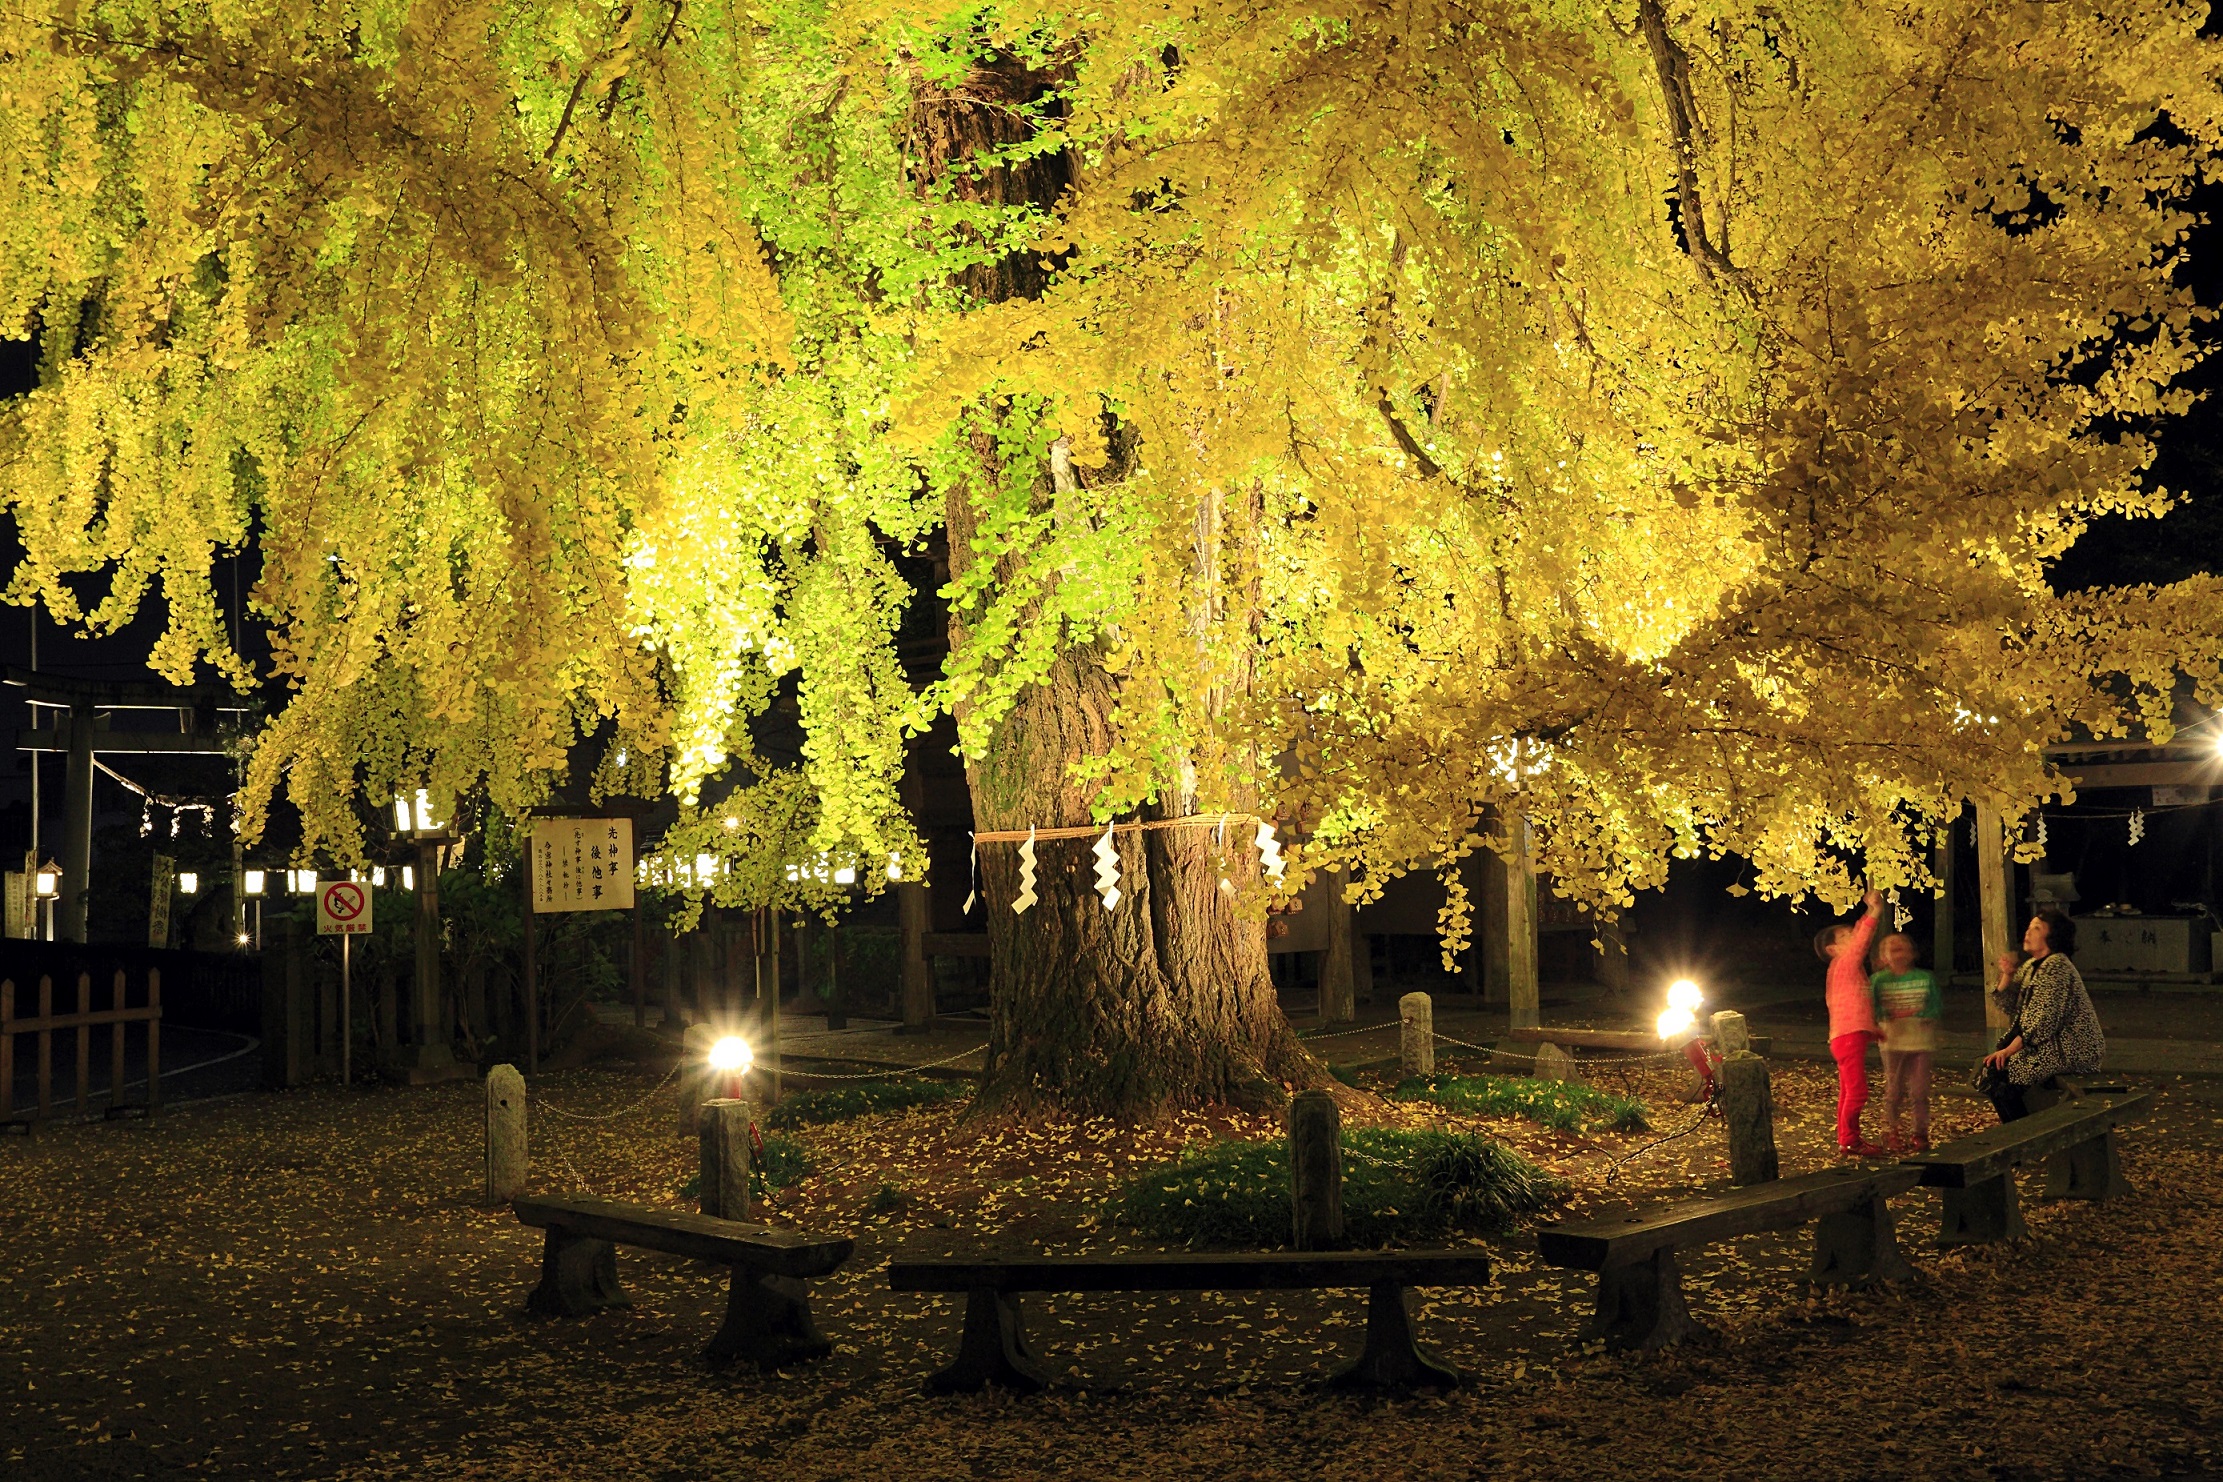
[{"left": 2, "top": 1058, "right": 2217, "bottom": 1480}]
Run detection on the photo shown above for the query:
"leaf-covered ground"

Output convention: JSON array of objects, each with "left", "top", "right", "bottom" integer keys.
[{"left": 2, "top": 1045, "right": 2218, "bottom": 1481}]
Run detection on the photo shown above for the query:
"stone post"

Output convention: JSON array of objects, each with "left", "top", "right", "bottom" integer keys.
[
  {"left": 1717, "top": 1050, "right": 1778, "bottom": 1185},
  {"left": 1533, "top": 1042, "right": 1580, "bottom": 1085},
  {"left": 698, "top": 1098, "right": 754, "bottom": 1221},
  {"left": 1710, "top": 1010, "right": 1750, "bottom": 1055},
  {"left": 485, "top": 1064, "right": 528, "bottom": 1203},
  {"left": 1399, "top": 992, "right": 1434, "bottom": 1078},
  {"left": 1287, "top": 1090, "right": 1344, "bottom": 1251}
]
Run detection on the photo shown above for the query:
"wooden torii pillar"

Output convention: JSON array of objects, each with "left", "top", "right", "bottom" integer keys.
[
  {"left": 1973, "top": 801, "right": 2017, "bottom": 1034},
  {"left": 1484, "top": 812, "right": 1541, "bottom": 1031},
  {"left": 8, "top": 668, "right": 238, "bottom": 944}
]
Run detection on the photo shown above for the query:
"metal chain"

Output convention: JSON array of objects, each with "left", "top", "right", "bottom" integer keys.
[
  {"left": 780, "top": 1042, "right": 987, "bottom": 1082},
  {"left": 1602, "top": 1103, "right": 1713, "bottom": 1186},
  {"left": 1297, "top": 1020, "right": 1402, "bottom": 1042},
  {"left": 1430, "top": 1029, "right": 1678, "bottom": 1070},
  {"left": 534, "top": 1060, "right": 684, "bottom": 1122},
  {"left": 532, "top": 1112, "right": 598, "bottom": 1194}
]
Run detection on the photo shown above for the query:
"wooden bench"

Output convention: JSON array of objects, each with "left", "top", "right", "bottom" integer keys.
[
  {"left": 888, "top": 1250, "right": 1493, "bottom": 1394},
  {"left": 1536, "top": 1164, "right": 1921, "bottom": 1350},
  {"left": 514, "top": 1195, "right": 853, "bottom": 1367},
  {"left": 1903, "top": 1087, "right": 2152, "bottom": 1247}
]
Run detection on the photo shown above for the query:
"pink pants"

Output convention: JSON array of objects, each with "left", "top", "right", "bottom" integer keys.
[
  {"left": 1882, "top": 1049, "right": 1933, "bottom": 1139},
  {"left": 1831, "top": 1032, "right": 1878, "bottom": 1148}
]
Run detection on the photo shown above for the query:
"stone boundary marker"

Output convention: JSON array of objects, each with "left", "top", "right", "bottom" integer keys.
[{"left": 486, "top": 1064, "right": 527, "bottom": 1203}]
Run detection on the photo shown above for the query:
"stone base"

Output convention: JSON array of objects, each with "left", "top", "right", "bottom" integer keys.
[
  {"left": 926, "top": 1290, "right": 1050, "bottom": 1395},
  {"left": 1938, "top": 1172, "right": 2026, "bottom": 1247},
  {"left": 526, "top": 1228, "right": 631, "bottom": 1317},
  {"left": 705, "top": 1268, "right": 833, "bottom": 1369},
  {"left": 2043, "top": 1132, "right": 2126, "bottom": 1201},
  {"left": 1592, "top": 1248, "right": 1707, "bottom": 1350},
  {"left": 1326, "top": 1281, "right": 1460, "bottom": 1391},
  {"left": 1809, "top": 1194, "right": 1916, "bottom": 1287}
]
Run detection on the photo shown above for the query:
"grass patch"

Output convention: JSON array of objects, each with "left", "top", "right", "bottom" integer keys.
[
  {"left": 677, "top": 1131, "right": 811, "bottom": 1200},
  {"left": 864, "top": 1182, "right": 911, "bottom": 1216},
  {"left": 1393, "top": 1073, "right": 1649, "bottom": 1133},
  {"left": 763, "top": 1078, "right": 971, "bottom": 1130},
  {"left": 1107, "top": 1128, "right": 1566, "bottom": 1248}
]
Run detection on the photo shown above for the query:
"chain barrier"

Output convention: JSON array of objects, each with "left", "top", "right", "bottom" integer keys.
[
  {"left": 532, "top": 1112, "right": 599, "bottom": 1194},
  {"left": 1426, "top": 1029, "right": 1679, "bottom": 1070},
  {"left": 1296, "top": 1020, "right": 1402, "bottom": 1042},
  {"left": 1601, "top": 1103, "right": 1713, "bottom": 1186},
  {"left": 534, "top": 1060, "right": 684, "bottom": 1122},
  {"left": 780, "top": 1042, "right": 987, "bottom": 1083}
]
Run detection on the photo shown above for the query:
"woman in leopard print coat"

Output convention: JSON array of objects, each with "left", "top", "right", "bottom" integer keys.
[{"left": 1984, "top": 908, "right": 2106, "bottom": 1123}]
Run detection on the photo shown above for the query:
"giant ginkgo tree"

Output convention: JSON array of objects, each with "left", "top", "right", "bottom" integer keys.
[{"left": 3, "top": 0, "right": 2219, "bottom": 1113}]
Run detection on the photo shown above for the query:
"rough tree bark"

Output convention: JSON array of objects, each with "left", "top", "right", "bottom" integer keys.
[{"left": 917, "top": 54, "right": 1322, "bottom": 1115}]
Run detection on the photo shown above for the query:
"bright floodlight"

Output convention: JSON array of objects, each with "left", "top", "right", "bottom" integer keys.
[
  {"left": 1667, "top": 978, "right": 1703, "bottom": 1013},
  {"left": 708, "top": 1036, "right": 753, "bottom": 1074},
  {"left": 1656, "top": 1006, "right": 1697, "bottom": 1040}
]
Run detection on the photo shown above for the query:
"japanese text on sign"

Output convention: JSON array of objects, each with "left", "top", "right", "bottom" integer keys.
[
  {"left": 530, "top": 818, "right": 636, "bottom": 914},
  {"left": 317, "top": 880, "right": 373, "bottom": 935}
]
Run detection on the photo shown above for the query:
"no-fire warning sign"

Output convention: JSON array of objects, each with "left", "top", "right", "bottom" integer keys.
[{"left": 317, "top": 879, "right": 374, "bottom": 936}]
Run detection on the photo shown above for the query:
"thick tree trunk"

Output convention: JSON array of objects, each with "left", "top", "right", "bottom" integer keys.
[
  {"left": 918, "top": 50, "right": 1322, "bottom": 1116},
  {"left": 948, "top": 497, "right": 1318, "bottom": 1116}
]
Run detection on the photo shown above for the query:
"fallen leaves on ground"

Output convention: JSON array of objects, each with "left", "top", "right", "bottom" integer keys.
[{"left": 1, "top": 1040, "right": 2218, "bottom": 1481}]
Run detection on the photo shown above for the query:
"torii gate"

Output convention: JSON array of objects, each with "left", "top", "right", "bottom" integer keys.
[{"left": 7, "top": 667, "right": 244, "bottom": 943}]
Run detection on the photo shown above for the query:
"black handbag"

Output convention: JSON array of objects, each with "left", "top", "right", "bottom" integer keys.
[{"left": 1972, "top": 1024, "right": 2018, "bottom": 1098}]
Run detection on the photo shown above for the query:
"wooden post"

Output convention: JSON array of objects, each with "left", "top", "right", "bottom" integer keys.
[
  {"left": 1502, "top": 815, "right": 1540, "bottom": 1031},
  {"left": 1480, "top": 844, "right": 1508, "bottom": 1007},
  {"left": 414, "top": 838, "right": 446, "bottom": 1072},
  {"left": 522, "top": 841, "right": 539, "bottom": 1073},
  {"left": 145, "top": 969, "right": 160, "bottom": 1115},
  {"left": 60, "top": 705, "right": 93, "bottom": 943},
  {"left": 898, "top": 871, "right": 933, "bottom": 1031},
  {"left": 74, "top": 971, "right": 90, "bottom": 1114},
  {"left": 1933, "top": 819, "right": 1958, "bottom": 978},
  {"left": 1974, "top": 802, "right": 2016, "bottom": 1034},
  {"left": 339, "top": 933, "right": 352, "bottom": 1088},
  {"left": 630, "top": 904, "right": 645, "bottom": 1029},
  {"left": 111, "top": 969, "right": 127, "bottom": 1110},
  {"left": 1718, "top": 1050, "right": 1778, "bottom": 1185},
  {"left": 37, "top": 973, "right": 52, "bottom": 1123},
  {"left": 825, "top": 920, "right": 847, "bottom": 1031},
  {"left": 699, "top": 1098, "right": 753, "bottom": 1221},
  {"left": 1287, "top": 1089, "right": 1344, "bottom": 1250},
  {"left": 1320, "top": 870, "right": 1360, "bottom": 1023},
  {"left": 1593, "top": 918, "right": 1628, "bottom": 997}
]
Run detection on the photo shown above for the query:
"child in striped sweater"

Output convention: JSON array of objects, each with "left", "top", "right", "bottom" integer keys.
[{"left": 1870, "top": 932, "right": 1943, "bottom": 1153}]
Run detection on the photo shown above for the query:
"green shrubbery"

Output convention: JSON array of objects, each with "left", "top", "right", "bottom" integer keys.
[
  {"left": 1107, "top": 1128, "right": 1566, "bottom": 1247},
  {"left": 763, "top": 1078, "right": 971, "bottom": 1129},
  {"left": 1393, "top": 1073, "right": 1649, "bottom": 1132}
]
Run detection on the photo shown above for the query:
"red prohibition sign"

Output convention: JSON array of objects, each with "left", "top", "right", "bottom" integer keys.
[{"left": 324, "top": 882, "right": 366, "bottom": 921}]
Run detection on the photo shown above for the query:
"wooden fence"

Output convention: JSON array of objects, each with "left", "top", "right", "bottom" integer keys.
[{"left": 1, "top": 969, "right": 162, "bottom": 1128}]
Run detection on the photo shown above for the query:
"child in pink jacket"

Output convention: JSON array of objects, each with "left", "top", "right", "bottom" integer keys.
[{"left": 1813, "top": 889, "right": 1886, "bottom": 1156}]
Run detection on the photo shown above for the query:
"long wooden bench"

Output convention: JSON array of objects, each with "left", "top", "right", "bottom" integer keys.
[
  {"left": 514, "top": 1195, "right": 853, "bottom": 1367},
  {"left": 1903, "top": 1087, "right": 2152, "bottom": 1246},
  {"left": 1536, "top": 1165, "right": 1921, "bottom": 1350},
  {"left": 889, "top": 1250, "right": 1493, "bottom": 1394}
]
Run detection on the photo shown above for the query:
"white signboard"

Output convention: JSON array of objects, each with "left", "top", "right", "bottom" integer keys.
[
  {"left": 317, "top": 879, "right": 374, "bottom": 935},
  {"left": 4, "top": 871, "right": 30, "bottom": 940},
  {"left": 530, "top": 818, "right": 636, "bottom": 914}
]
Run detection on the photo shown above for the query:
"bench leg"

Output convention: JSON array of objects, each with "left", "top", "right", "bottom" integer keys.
[
  {"left": 704, "top": 1268, "right": 833, "bottom": 1369},
  {"left": 924, "top": 1289, "right": 1049, "bottom": 1396},
  {"left": 1810, "top": 1193, "right": 1916, "bottom": 1288},
  {"left": 1326, "top": 1281, "right": 1460, "bottom": 1392},
  {"left": 1937, "top": 1172, "right": 2026, "bottom": 1247},
  {"left": 525, "top": 1227, "right": 629, "bottom": 1317},
  {"left": 1592, "top": 1248, "right": 1705, "bottom": 1351},
  {"left": 2043, "top": 1130, "right": 2125, "bottom": 1201}
]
